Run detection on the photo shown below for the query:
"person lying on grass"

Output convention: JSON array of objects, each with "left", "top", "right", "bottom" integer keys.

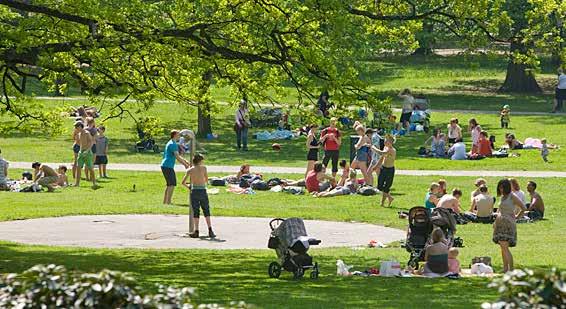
[
  {"left": 504, "top": 134, "right": 559, "bottom": 150},
  {"left": 182, "top": 153, "right": 215, "bottom": 239},
  {"left": 315, "top": 170, "right": 359, "bottom": 198}
]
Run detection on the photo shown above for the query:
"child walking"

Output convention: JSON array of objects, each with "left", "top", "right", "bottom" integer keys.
[
  {"left": 541, "top": 138, "right": 549, "bottom": 162},
  {"left": 182, "top": 153, "right": 215, "bottom": 238},
  {"left": 500, "top": 105, "right": 510, "bottom": 129},
  {"left": 94, "top": 125, "right": 109, "bottom": 178}
]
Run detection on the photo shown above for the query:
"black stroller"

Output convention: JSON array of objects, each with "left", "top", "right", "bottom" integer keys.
[
  {"left": 267, "top": 218, "right": 321, "bottom": 279},
  {"left": 405, "top": 207, "right": 433, "bottom": 269},
  {"left": 430, "top": 207, "right": 463, "bottom": 248},
  {"left": 135, "top": 128, "right": 159, "bottom": 153}
]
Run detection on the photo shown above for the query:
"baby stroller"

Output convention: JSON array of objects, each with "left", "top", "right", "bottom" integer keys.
[
  {"left": 135, "top": 128, "right": 159, "bottom": 153},
  {"left": 267, "top": 218, "right": 321, "bottom": 279},
  {"left": 405, "top": 207, "right": 433, "bottom": 269},
  {"left": 430, "top": 207, "right": 460, "bottom": 247}
]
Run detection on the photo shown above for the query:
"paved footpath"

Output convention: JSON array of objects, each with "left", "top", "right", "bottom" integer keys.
[
  {"left": 9, "top": 161, "right": 566, "bottom": 178},
  {"left": 0, "top": 215, "right": 406, "bottom": 249}
]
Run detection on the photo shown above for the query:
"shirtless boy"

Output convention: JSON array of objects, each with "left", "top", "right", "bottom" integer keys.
[
  {"left": 182, "top": 153, "right": 215, "bottom": 238},
  {"left": 75, "top": 122, "right": 96, "bottom": 188}
]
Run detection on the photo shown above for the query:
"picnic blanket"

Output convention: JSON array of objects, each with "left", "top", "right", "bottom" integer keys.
[{"left": 254, "top": 130, "right": 295, "bottom": 141}]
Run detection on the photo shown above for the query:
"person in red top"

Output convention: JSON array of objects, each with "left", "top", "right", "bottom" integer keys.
[
  {"left": 306, "top": 162, "right": 335, "bottom": 193},
  {"left": 320, "top": 117, "right": 341, "bottom": 177},
  {"left": 476, "top": 131, "right": 492, "bottom": 157}
]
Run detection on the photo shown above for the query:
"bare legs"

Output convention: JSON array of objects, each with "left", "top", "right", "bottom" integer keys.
[
  {"left": 499, "top": 241, "right": 514, "bottom": 272},
  {"left": 72, "top": 153, "right": 78, "bottom": 180},
  {"left": 163, "top": 185, "right": 175, "bottom": 204},
  {"left": 99, "top": 164, "right": 107, "bottom": 178},
  {"left": 381, "top": 192, "right": 394, "bottom": 207}
]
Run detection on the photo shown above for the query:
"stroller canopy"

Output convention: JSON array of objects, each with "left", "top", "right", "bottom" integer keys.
[{"left": 275, "top": 218, "right": 308, "bottom": 249}]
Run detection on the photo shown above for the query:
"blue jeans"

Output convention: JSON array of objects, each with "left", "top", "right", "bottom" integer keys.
[{"left": 236, "top": 127, "right": 248, "bottom": 149}]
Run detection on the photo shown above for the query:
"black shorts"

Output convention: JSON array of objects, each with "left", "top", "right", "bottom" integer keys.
[
  {"left": 161, "top": 166, "right": 176, "bottom": 186},
  {"left": 307, "top": 149, "right": 318, "bottom": 161},
  {"left": 400, "top": 112, "right": 411, "bottom": 123},
  {"left": 556, "top": 88, "right": 566, "bottom": 100},
  {"left": 322, "top": 150, "right": 339, "bottom": 173},
  {"left": 191, "top": 189, "right": 210, "bottom": 218},
  {"left": 94, "top": 155, "right": 108, "bottom": 165},
  {"left": 377, "top": 166, "right": 395, "bottom": 193},
  {"left": 448, "top": 138, "right": 456, "bottom": 144},
  {"left": 91, "top": 144, "right": 97, "bottom": 154},
  {"left": 73, "top": 144, "right": 80, "bottom": 154}
]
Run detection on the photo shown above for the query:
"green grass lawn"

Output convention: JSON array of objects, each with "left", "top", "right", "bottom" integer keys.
[
  {"left": 1, "top": 99, "right": 564, "bottom": 171},
  {"left": 0, "top": 170, "right": 564, "bottom": 308}
]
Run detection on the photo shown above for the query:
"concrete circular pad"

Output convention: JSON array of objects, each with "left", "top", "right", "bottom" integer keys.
[{"left": 0, "top": 215, "right": 405, "bottom": 250}]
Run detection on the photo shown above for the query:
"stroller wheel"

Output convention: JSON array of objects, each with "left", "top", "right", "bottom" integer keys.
[
  {"left": 310, "top": 263, "right": 319, "bottom": 279},
  {"left": 293, "top": 267, "right": 304, "bottom": 279},
  {"left": 268, "top": 262, "right": 281, "bottom": 278},
  {"left": 408, "top": 258, "right": 419, "bottom": 270}
]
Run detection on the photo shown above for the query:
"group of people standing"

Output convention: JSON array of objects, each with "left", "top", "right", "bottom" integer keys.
[{"left": 304, "top": 118, "right": 397, "bottom": 207}]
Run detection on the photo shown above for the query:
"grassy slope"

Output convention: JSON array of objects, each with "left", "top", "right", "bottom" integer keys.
[
  {"left": 1, "top": 170, "right": 565, "bottom": 308},
  {"left": 1, "top": 102, "right": 564, "bottom": 171}
]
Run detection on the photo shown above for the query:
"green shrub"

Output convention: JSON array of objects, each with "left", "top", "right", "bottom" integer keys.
[
  {"left": 482, "top": 268, "right": 565, "bottom": 308},
  {"left": 0, "top": 264, "right": 248, "bottom": 308}
]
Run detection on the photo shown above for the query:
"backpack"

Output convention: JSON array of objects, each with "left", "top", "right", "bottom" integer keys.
[
  {"left": 358, "top": 186, "right": 378, "bottom": 196},
  {"left": 266, "top": 178, "right": 282, "bottom": 187},
  {"left": 417, "top": 147, "right": 428, "bottom": 156},
  {"left": 209, "top": 178, "right": 226, "bottom": 186},
  {"left": 239, "top": 178, "right": 251, "bottom": 188},
  {"left": 251, "top": 180, "right": 269, "bottom": 191}
]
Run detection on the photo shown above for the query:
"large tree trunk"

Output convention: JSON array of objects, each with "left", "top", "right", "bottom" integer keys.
[
  {"left": 412, "top": 22, "right": 434, "bottom": 56},
  {"left": 499, "top": 42, "right": 542, "bottom": 93},
  {"left": 197, "top": 71, "right": 213, "bottom": 138}
]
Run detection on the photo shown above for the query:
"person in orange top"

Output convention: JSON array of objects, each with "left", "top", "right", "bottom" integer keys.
[{"left": 476, "top": 131, "right": 492, "bottom": 157}]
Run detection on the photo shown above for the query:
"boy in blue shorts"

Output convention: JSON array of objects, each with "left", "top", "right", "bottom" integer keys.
[{"left": 182, "top": 153, "right": 215, "bottom": 238}]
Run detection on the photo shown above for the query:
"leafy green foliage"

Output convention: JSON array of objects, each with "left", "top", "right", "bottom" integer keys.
[
  {"left": 482, "top": 268, "right": 565, "bottom": 308},
  {"left": 135, "top": 116, "right": 164, "bottom": 141},
  {"left": 0, "top": 264, "right": 248, "bottom": 308}
]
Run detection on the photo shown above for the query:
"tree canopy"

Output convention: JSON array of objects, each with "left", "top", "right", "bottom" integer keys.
[{"left": 1, "top": 0, "right": 545, "bottom": 133}]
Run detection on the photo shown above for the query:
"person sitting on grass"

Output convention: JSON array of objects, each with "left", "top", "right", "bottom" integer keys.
[
  {"left": 181, "top": 153, "right": 215, "bottom": 239},
  {"left": 424, "top": 182, "right": 441, "bottom": 214},
  {"left": 437, "top": 179, "right": 447, "bottom": 198},
  {"left": 316, "top": 170, "right": 359, "bottom": 198},
  {"left": 55, "top": 165, "right": 69, "bottom": 188},
  {"left": 421, "top": 228, "right": 449, "bottom": 276},
  {"left": 437, "top": 188, "right": 463, "bottom": 214},
  {"left": 447, "top": 118, "right": 462, "bottom": 146},
  {"left": 469, "top": 185, "right": 495, "bottom": 223},
  {"left": 525, "top": 181, "right": 545, "bottom": 221},
  {"left": 474, "top": 131, "right": 493, "bottom": 157},
  {"left": 423, "top": 128, "right": 446, "bottom": 158},
  {"left": 448, "top": 247, "right": 461, "bottom": 274},
  {"left": 337, "top": 159, "right": 350, "bottom": 187},
  {"left": 32, "top": 162, "right": 60, "bottom": 192},
  {"left": 0, "top": 148, "right": 9, "bottom": 191},
  {"left": 447, "top": 138, "right": 467, "bottom": 160},
  {"left": 305, "top": 162, "right": 336, "bottom": 194}
]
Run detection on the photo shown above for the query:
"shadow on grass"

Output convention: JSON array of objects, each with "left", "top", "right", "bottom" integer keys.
[{"left": 0, "top": 243, "right": 497, "bottom": 308}]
